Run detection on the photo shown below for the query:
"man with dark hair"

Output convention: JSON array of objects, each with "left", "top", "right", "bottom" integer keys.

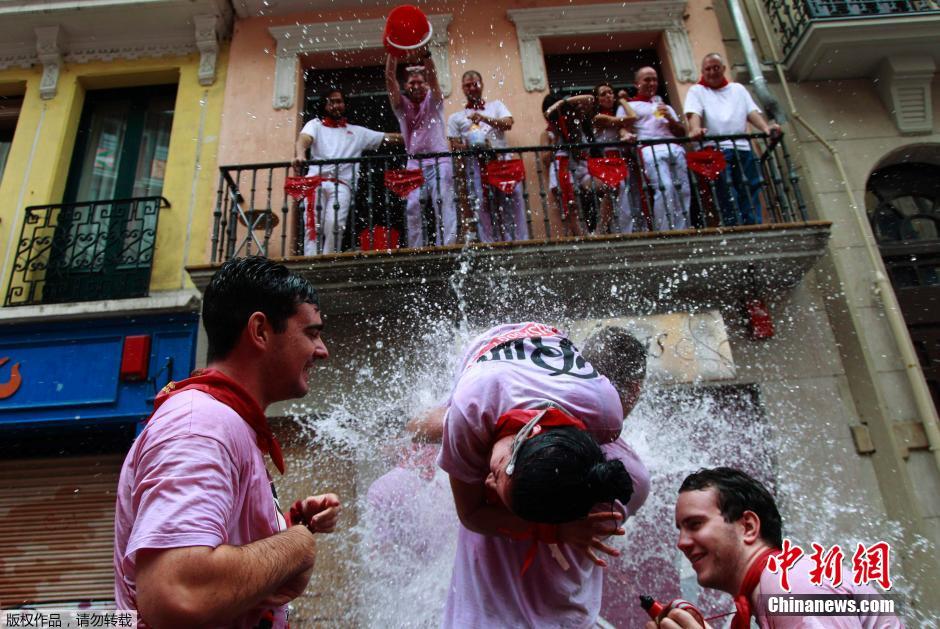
[
  {"left": 651, "top": 467, "right": 902, "bottom": 628},
  {"left": 114, "top": 256, "right": 340, "bottom": 628},
  {"left": 580, "top": 326, "right": 647, "bottom": 415},
  {"left": 292, "top": 88, "right": 401, "bottom": 255},
  {"left": 385, "top": 52, "right": 457, "bottom": 247}
]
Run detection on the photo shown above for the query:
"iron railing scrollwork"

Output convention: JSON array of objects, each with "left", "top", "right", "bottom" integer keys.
[{"left": 5, "top": 196, "right": 169, "bottom": 307}]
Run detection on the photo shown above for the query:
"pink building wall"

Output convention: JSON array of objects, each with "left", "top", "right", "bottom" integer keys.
[{"left": 217, "top": 0, "right": 728, "bottom": 168}]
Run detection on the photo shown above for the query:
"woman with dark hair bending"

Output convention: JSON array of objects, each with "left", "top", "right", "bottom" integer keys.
[{"left": 438, "top": 322, "right": 649, "bottom": 628}]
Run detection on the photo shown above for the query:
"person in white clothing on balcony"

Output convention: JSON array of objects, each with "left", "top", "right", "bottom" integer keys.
[
  {"left": 292, "top": 88, "right": 401, "bottom": 256},
  {"left": 448, "top": 71, "right": 528, "bottom": 243},
  {"left": 619, "top": 66, "right": 690, "bottom": 232}
]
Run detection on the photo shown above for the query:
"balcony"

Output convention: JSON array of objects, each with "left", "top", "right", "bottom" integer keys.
[
  {"left": 5, "top": 196, "right": 168, "bottom": 307},
  {"left": 764, "top": 0, "right": 940, "bottom": 80},
  {"left": 189, "top": 135, "right": 831, "bottom": 318}
]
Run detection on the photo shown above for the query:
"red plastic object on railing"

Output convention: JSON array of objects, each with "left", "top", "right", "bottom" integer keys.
[{"left": 360, "top": 226, "right": 400, "bottom": 251}]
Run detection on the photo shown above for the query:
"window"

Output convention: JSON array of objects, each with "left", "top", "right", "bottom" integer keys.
[
  {"left": 0, "top": 95, "right": 22, "bottom": 184},
  {"left": 544, "top": 49, "right": 665, "bottom": 100}
]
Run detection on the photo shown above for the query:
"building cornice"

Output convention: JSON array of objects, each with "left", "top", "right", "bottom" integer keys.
[{"left": 0, "top": 0, "right": 231, "bottom": 87}]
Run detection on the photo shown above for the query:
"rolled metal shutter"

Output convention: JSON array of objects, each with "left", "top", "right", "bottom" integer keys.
[{"left": 0, "top": 454, "right": 122, "bottom": 606}]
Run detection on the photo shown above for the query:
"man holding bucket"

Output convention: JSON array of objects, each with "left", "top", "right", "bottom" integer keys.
[{"left": 384, "top": 6, "right": 457, "bottom": 248}]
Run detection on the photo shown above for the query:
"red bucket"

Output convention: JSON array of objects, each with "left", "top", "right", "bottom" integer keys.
[
  {"left": 383, "top": 5, "right": 434, "bottom": 57},
  {"left": 360, "top": 226, "right": 401, "bottom": 251}
]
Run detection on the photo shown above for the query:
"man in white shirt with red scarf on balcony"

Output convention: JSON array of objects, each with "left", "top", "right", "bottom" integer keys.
[
  {"left": 447, "top": 70, "right": 529, "bottom": 243},
  {"left": 684, "top": 53, "right": 781, "bottom": 227},
  {"left": 292, "top": 88, "right": 401, "bottom": 256}
]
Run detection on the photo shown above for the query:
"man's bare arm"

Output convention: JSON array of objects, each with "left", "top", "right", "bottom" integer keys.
[
  {"left": 449, "top": 477, "right": 624, "bottom": 566},
  {"left": 135, "top": 526, "right": 316, "bottom": 628},
  {"left": 469, "top": 113, "right": 513, "bottom": 131},
  {"left": 406, "top": 405, "right": 446, "bottom": 443},
  {"left": 385, "top": 54, "right": 402, "bottom": 111},
  {"left": 746, "top": 110, "right": 782, "bottom": 138},
  {"left": 382, "top": 132, "right": 404, "bottom": 146},
  {"left": 292, "top": 133, "right": 313, "bottom": 172},
  {"left": 424, "top": 52, "right": 442, "bottom": 101},
  {"left": 686, "top": 112, "right": 706, "bottom": 140}
]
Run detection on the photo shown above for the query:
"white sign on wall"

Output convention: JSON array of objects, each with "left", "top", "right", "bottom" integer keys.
[{"left": 567, "top": 310, "right": 736, "bottom": 384}]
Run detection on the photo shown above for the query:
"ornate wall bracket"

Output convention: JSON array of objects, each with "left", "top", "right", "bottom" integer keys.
[
  {"left": 194, "top": 15, "right": 220, "bottom": 87},
  {"left": 875, "top": 55, "right": 936, "bottom": 136},
  {"left": 35, "top": 26, "right": 64, "bottom": 100},
  {"left": 269, "top": 14, "right": 453, "bottom": 111},
  {"left": 507, "top": 0, "right": 695, "bottom": 92}
]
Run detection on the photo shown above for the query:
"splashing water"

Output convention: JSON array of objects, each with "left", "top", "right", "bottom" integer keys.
[{"left": 281, "top": 248, "right": 933, "bottom": 627}]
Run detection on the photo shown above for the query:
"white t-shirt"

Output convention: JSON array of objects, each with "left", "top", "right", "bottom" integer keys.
[
  {"left": 299, "top": 118, "right": 385, "bottom": 184},
  {"left": 447, "top": 100, "right": 512, "bottom": 149},
  {"left": 683, "top": 82, "right": 760, "bottom": 151},
  {"left": 619, "top": 101, "right": 682, "bottom": 142},
  {"left": 437, "top": 322, "right": 648, "bottom": 629}
]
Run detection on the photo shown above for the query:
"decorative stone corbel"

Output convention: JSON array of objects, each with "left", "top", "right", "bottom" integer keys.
[
  {"left": 35, "top": 26, "right": 64, "bottom": 100},
  {"left": 426, "top": 14, "right": 453, "bottom": 98},
  {"left": 875, "top": 55, "right": 936, "bottom": 136},
  {"left": 663, "top": 28, "right": 696, "bottom": 84},
  {"left": 194, "top": 15, "right": 220, "bottom": 87}
]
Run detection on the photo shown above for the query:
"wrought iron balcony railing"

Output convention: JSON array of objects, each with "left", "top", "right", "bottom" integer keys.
[
  {"left": 5, "top": 196, "right": 169, "bottom": 307},
  {"left": 211, "top": 133, "right": 807, "bottom": 263},
  {"left": 765, "top": 0, "right": 940, "bottom": 56}
]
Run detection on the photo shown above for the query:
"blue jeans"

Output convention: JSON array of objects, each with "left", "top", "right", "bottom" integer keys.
[{"left": 716, "top": 148, "right": 763, "bottom": 225}]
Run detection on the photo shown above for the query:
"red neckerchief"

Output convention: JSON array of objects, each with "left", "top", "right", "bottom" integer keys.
[
  {"left": 494, "top": 407, "right": 587, "bottom": 441},
  {"left": 731, "top": 547, "right": 780, "bottom": 629},
  {"left": 597, "top": 106, "right": 615, "bottom": 115},
  {"left": 698, "top": 76, "right": 730, "bottom": 90},
  {"left": 321, "top": 116, "right": 348, "bottom": 128},
  {"left": 151, "top": 368, "right": 286, "bottom": 474},
  {"left": 284, "top": 175, "right": 341, "bottom": 248},
  {"left": 630, "top": 93, "right": 653, "bottom": 102},
  {"left": 493, "top": 407, "right": 587, "bottom": 576},
  {"left": 465, "top": 99, "right": 485, "bottom": 111}
]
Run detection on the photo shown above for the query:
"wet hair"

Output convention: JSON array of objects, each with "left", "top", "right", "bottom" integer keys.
[
  {"left": 593, "top": 82, "right": 614, "bottom": 104},
  {"left": 580, "top": 327, "right": 647, "bottom": 388},
  {"left": 462, "top": 70, "right": 482, "bottom": 83},
  {"left": 679, "top": 467, "right": 783, "bottom": 548},
  {"left": 319, "top": 87, "right": 344, "bottom": 116},
  {"left": 203, "top": 256, "right": 319, "bottom": 362},
  {"left": 510, "top": 426, "right": 634, "bottom": 523},
  {"left": 406, "top": 66, "right": 427, "bottom": 81}
]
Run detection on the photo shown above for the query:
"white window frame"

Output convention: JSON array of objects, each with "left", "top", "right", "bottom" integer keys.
[{"left": 507, "top": 0, "right": 696, "bottom": 92}]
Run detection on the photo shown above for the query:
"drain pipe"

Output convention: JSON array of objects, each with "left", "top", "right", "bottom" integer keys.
[
  {"left": 726, "top": 0, "right": 786, "bottom": 123},
  {"left": 746, "top": 0, "right": 940, "bottom": 473}
]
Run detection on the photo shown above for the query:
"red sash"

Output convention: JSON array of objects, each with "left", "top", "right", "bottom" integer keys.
[
  {"left": 587, "top": 157, "right": 628, "bottom": 188},
  {"left": 384, "top": 168, "right": 425, "bottom": 198},
  {"left": 483, "top": 159, "right": 526, "bottom": 194},
  {"left": 555, "top": 155, "right": 576, "bottom": 218},
  {"left": 686, "top": 149, "right": 727, "bottom": 181},
  {"left": 284, "top": 175, "right": 339, "bottom": 248},
  {"left": 151, "top": 368, "right": 285, "bottom": 474}
]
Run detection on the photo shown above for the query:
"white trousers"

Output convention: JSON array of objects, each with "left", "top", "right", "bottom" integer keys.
[
  {"left": 465, "top": 159, "right": 529, "bottom": 242},
  {"left": 641, "top": 144, "right": 691, "bottom": 232},
  {"left": 304, "top": 182, "right": 351, "bottom": 256},
  {"left": 406, "top": 160, "right": 457, "bottom": 248}
]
